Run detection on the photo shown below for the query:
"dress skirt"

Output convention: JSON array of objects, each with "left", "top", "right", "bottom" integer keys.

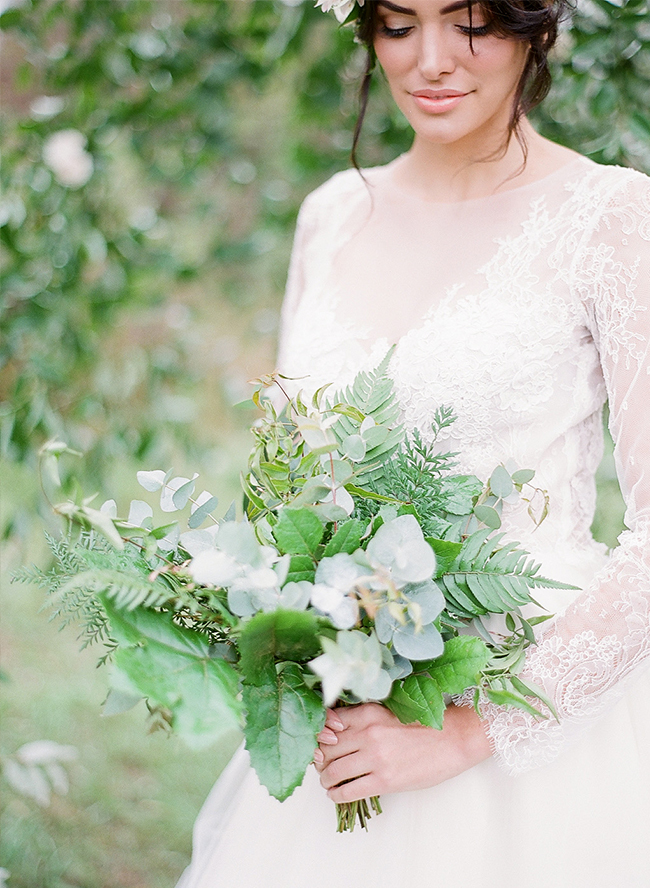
[{"left": 177, "top": 668, "right": 650, "bottom": 888}]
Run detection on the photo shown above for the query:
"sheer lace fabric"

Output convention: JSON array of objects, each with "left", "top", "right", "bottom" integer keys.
[{"left": 279, "top": 156, "right": 650, "bottom": 775}]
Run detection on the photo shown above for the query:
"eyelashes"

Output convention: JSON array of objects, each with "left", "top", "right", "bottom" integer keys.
[
  {"left": 378, "top": 25, "right": 412, "bottom": 38},
  {"left": 378, "top": 23, "right": 493, "bottom": 39},
  {"left": 457, "top": 24, "right": 492, "bottom": 37}
]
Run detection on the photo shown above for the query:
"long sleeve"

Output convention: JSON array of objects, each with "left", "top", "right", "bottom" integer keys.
[{"left": 483, "top": 172, "right": 650, "bottom": 775}]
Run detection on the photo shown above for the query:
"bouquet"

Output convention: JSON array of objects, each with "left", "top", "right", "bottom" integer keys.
[{"left": 23, "top": 351, "right": 573, "bottom": 832}]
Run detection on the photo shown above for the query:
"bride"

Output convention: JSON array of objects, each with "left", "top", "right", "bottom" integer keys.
[{"left": 178, "top": 1, "right": 650, "bottom": 885}]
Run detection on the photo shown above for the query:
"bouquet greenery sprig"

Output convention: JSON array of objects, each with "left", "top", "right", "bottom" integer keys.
[{"left": 22, "top": 352, "right": 574, "bottom": 832}]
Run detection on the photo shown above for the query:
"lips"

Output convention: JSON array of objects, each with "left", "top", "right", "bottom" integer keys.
[
  {"left": 410, "top": 89, "right": 469, "bottom": 113},
  {"left": 412, "top": 89, "right": 468, "bottom": 99}
]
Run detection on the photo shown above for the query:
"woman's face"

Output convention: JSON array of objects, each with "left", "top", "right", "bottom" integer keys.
[{"left": 373, "top": 0, "right": 529, "bottom": 152}]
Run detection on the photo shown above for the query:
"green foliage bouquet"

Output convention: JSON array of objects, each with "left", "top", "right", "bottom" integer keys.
[{"left": 24, "top": 352, "right": 574, "bottom": 832}]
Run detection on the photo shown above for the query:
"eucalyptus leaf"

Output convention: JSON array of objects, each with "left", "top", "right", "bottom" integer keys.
[
  {"left": 342, "top": 434, "right": 366, "bottom": 462},
  {"left": 172, "top": 477, "right": 196, "bottom": 510},
  {"left": 188, "top": 495, "right": 219, "bottom": 529},
  {"left": 474, "top": 505, "right": 502, "bottom": 529},
  {"left": 511, "top": 468, "right": 535, "bottom": 485},
  {"left": 489, "top": 465, "right": 514, "bottom": 499}
]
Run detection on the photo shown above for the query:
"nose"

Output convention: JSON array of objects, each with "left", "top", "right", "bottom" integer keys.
[{"left": 417, "top": 26, "right": 456, "bottom": 81}]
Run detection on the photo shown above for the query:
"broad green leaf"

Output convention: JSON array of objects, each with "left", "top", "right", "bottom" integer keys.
[
  {"left": 286, "top": 554, "right": 316, "bottom": 584},
  {"left": 441, "top": 475, "right": 483, "bottom": 516},
  {"left": 101, "top": 597, "right": 242, "bottom": 748},
  {"left": 427, "top": 538, "right": 463, "bottom": 577},
  {"left": 323, "top": 519, "right": 363, "bottom": 557},
  {"left": 273, "top": 508, "right": 324, "bottom": 556},
  {"left": 417, "top": 636, "right": 490, "bottom": 695},
  {"left": 238, "top": 609, "right": 323, "bottom": 685},
  {"left": 386, "top": 673, "right": 445, "bottom": 729},
  {"left": 243, "top": 663, "right": 325, "bottom": 801}
]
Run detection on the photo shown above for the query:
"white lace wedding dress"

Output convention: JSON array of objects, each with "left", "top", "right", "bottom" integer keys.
[{"left": 177, "top": 155, "right": 650, "bottom": 888}]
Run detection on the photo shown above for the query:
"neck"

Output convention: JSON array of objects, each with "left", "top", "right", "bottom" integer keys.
[{"left": 393, "top": 119, "right": 555, "bottom": 202}]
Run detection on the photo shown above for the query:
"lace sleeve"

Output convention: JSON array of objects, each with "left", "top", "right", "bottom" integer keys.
[{"left": 482, "top": 172, "right": 650, "bottom": 775}]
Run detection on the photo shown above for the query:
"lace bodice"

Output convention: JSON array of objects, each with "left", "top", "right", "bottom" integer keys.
[{"left": 277, "top": 156, "right": 650, "bottom": 775}]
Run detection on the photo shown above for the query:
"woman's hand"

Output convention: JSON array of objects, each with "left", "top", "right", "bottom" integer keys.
[{"left": 313, "top": 702, "right": 492, "bottom": 804}]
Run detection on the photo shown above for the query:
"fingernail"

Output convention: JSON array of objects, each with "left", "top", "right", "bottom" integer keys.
[
  {"left": 313, "top": 749, "right": 324, "bottom": 764},
  {"left": 330, "top": 717, "right": 344, "bottom": 731}
]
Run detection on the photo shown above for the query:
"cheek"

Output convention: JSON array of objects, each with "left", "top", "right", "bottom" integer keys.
[
  {"left": 374, "top": 40, "right": 415, "bottom": 80},
  {"left": 471, "top": 40, "right": 528, "bottom": 91}
]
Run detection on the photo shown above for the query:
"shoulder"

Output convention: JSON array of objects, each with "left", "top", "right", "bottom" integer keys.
[
  {"left": 303, "top": 169, "right": 367, "bottom": 209},
  {"left": 292, "top": 165, "right": 383, "bottom": 250},
  {"left": 564, "top": 159, "right": 650, "bottom": 251},
  {"left": 570, "top": 158, "right": 650, "bottom": 209},
  {"left": 298, "top": 167, "right": 371, "bottom": 221}
]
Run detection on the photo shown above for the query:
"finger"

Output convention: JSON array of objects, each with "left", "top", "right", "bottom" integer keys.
[
  {"left": 316, "top": 727, "right": 339, "bottom": 746},
  {"left": 327, "top": 773, "right": 380, "bottom": 804},
  {"left": 313, "top": 748, "right": 324, "bottom": 765},
  {"left": 319, "top": 750, "right": 368, "bottom": 791},
  {"left": 318, "top": 730, "right": 361, "bottom": 765},
  {"left": 324, "top": 709, "right": 345, "bottom": 731}
]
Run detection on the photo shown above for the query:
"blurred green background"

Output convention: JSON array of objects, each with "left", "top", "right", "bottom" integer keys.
[{"left": 1, "top": 0, "right": 648, "bottom": 885}]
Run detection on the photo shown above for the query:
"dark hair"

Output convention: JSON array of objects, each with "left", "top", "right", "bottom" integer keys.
[{"left": 351, "top": 0, "right": 570, "bottom": 168}]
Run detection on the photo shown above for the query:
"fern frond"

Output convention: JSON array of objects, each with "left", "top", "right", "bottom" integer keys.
[
  {"left": 438, "top": 530, "right": 577, "bottom": 619},
  {"left": 330, "top": 347, "right": 405, "bottom": 484},
  {"left": 54, "top": 570, "right": 173, "bottom": 613}
]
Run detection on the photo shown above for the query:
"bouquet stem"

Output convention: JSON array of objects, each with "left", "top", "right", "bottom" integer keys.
[{"left": 336, "top": 795, "right": 382, "bottom": 832}]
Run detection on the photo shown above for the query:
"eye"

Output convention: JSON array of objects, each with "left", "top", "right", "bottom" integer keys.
[
  {"left": 378, "top": 23, "right": 414, "bottom": 38},
  {"left": 456, "top": 24, "right": 492, "bottom": 37}
]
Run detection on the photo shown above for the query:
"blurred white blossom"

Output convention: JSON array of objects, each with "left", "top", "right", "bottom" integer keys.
[
  {"left": 366, "top": 514, "right": 436, "bottom": 587},
  {"left": 310, "top": 630, "right": 391, "bottom": 706},
  {"left": 42, "top": 129, "right": 94, "bottom": 187},
  {"left": 315, "top": 0, "right": 363, "bottom": 23}
]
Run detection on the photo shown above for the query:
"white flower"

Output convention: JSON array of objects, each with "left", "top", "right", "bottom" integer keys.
[
  {"left": 311, "top": 553, "right": 369, "bottom": 628},
  {"left": 310, "top": 583, "right": 359, "bottom": 629},
  {"left": 315, "top": 0, "right": 363, "bottom": 23},
  {"left": 42, "top": 129, "right": 94, "bottom": 188},
  {"left": 189, "top": 549, "right": 242, "bottom": 587},
  {"left": 309, "top": 630, "right": 392, "bottom": 706},
  {"left": 227, "top": 555, "right": 292, "bottom": 616},
  {"left": 366, "top": 514, "right": 436, "bottom": 587}
]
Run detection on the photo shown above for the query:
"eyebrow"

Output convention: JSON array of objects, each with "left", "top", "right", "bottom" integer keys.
[{"left": 376, "top": 0, "right": 477, "bottom": 14}]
